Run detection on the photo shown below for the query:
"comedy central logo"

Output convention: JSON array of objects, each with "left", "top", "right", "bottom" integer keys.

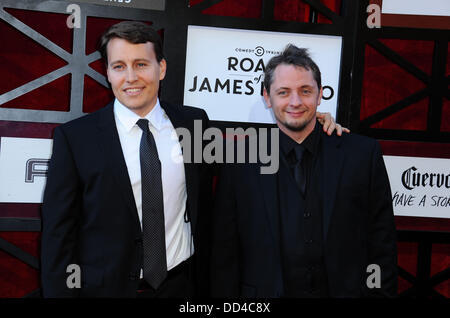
[
  {"left": 234, "top": 46, "right": 282, "bottom": 58},
  {"left": 255, "top": 46, "right": 264, "bottom": 57},
  {"left": 253, "top": 46, "right": 283, "bottom": 57}
]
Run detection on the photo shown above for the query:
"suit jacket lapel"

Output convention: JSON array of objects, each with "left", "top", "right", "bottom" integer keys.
[
  {"left": 258, "top": 130, "right": 281, "bottom": 247},
  {"left": 259, "top": 170, "right": 280, "bottom": 247},
  {"left": 96, "top": 103, "right": 140, "bottom": 229},
  {"left": 321, "top": 133, "right": 344, "bottom": 242},
  {"left": 160, "top": 102, "right": 200, "bottom": 234}
]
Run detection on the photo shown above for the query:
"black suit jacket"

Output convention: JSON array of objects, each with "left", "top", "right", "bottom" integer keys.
[
  {"left": 211, "top": 128, "right": 398, "bottom": 297},
  {"left": 41, "top": 101, "right": 212, "bottom": 297}
]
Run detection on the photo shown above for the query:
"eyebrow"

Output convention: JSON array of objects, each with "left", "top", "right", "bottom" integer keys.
[
  {"left": 109, "top": 58, "right": 151, "bottom": 66},
  {"left": 276, "top": 84, "right": 314, "bottom": 91}
]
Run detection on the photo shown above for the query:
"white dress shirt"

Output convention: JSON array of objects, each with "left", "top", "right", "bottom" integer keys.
[{"left": 114, "top": 98, "right": 193, "bottom": 272}]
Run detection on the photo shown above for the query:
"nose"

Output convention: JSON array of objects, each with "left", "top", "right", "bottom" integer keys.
[
  {"left": 126, "top": 68, "right": 138, "bottom": 82},
  {"left": 289, "top": 93, "right": 302, "bottom": 107}
]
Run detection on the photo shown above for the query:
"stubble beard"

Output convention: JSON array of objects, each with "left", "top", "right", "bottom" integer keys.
[
  {"left": 280, "top": 113, "right": 315, "bottom": 133},
  {"left": 283, "top": 119, "right": 309, "bottom": 132}
]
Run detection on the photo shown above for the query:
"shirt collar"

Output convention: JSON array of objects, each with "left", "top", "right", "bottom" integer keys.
[
  {"left": 280, "top": 120, "right": 320, "bottom": 158},
  {"left": 280, "top": 129, "right": 298, "bottom": 158},
  {"left": 114, "top": 98, "right": 165, "bottom": 132},
  {"left": 302, "top": 121, "right": 320, "bottom": 155}
]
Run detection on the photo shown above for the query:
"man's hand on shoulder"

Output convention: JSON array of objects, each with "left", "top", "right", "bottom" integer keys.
[{"left": 316, "top": 111, "right": 350, "bottom": 136}]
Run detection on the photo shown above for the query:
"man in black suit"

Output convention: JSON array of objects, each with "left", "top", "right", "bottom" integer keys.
[
  {"left": 211, "top": 44, "right": 398, "bottom": 298},
  {"left": 40, "top": 21, "right": 212, "bottom": 298}
]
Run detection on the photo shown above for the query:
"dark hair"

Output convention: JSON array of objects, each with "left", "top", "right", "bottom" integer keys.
[
  {"left": 263, "top": 44, "right": 322, "bottom": 93},
  {"left": 98, "top": 21, "right": 164, "bottom": 64}
]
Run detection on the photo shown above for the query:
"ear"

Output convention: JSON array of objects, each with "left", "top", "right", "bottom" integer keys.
[
  {"left": 106, "top": 63, "right": 111, "bottom": 83},
  {"left": 263, "top": 87, "right": 272, "bottom": 108},
  {"left": 159, "top": 58, "right": 167, "bottom": 81},
  {"left": 317, "top": 86, "right": 323, "bottom": 106}
]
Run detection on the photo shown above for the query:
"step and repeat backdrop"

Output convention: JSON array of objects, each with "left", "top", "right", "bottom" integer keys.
[{"left": 0, "top": 0, "right": 449, "bottom": 297}]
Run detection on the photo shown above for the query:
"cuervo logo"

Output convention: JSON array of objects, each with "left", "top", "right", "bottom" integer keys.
[{"left": 401, "top": 166, "right": 450, "bottom": 190}]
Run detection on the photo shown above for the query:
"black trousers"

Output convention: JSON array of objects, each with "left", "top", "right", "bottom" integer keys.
[{"left": 136, "top": 258, "right": 194, "bottom": 298}]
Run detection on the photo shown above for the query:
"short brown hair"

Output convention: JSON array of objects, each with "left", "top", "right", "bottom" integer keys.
[
  {"left": 98, "top": 21, "right": 164, "bottom": 64},
  {"left": 264, "top": 44, "right": 322, "bottom": 93}
]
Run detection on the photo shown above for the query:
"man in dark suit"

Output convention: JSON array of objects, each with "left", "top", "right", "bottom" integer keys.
[
  {"left": 40, "top": 21, "right": 212, "bottom": 297},
  {"left": 211, "top": 44, "right": 398, "bottom": 298}
]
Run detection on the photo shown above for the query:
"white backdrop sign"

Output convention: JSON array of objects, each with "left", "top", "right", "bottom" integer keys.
[
  {"left": 0, "top": 137, "right": 52, "bottom": 204},
  {"left": 183, "top": 25, "right": 343, "bottom": 123},
  {"left": 382, "top": 0, "right": 450, "bottom": 17},
  {"left": 384, "top": 155, "right": 450, "bottom": 219}
]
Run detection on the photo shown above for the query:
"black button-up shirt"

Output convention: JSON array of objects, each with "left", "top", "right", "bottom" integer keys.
[{"left": 279, "top": 121, "right": 321, "bottom": 196}]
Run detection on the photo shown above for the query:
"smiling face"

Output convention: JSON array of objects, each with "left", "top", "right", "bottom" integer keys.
[
  {"left": 106, "top": 37, "right": 166, "bottom": 117},
  {"left": 264, "top": 63, "right": 322, "bottom": 142}
]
